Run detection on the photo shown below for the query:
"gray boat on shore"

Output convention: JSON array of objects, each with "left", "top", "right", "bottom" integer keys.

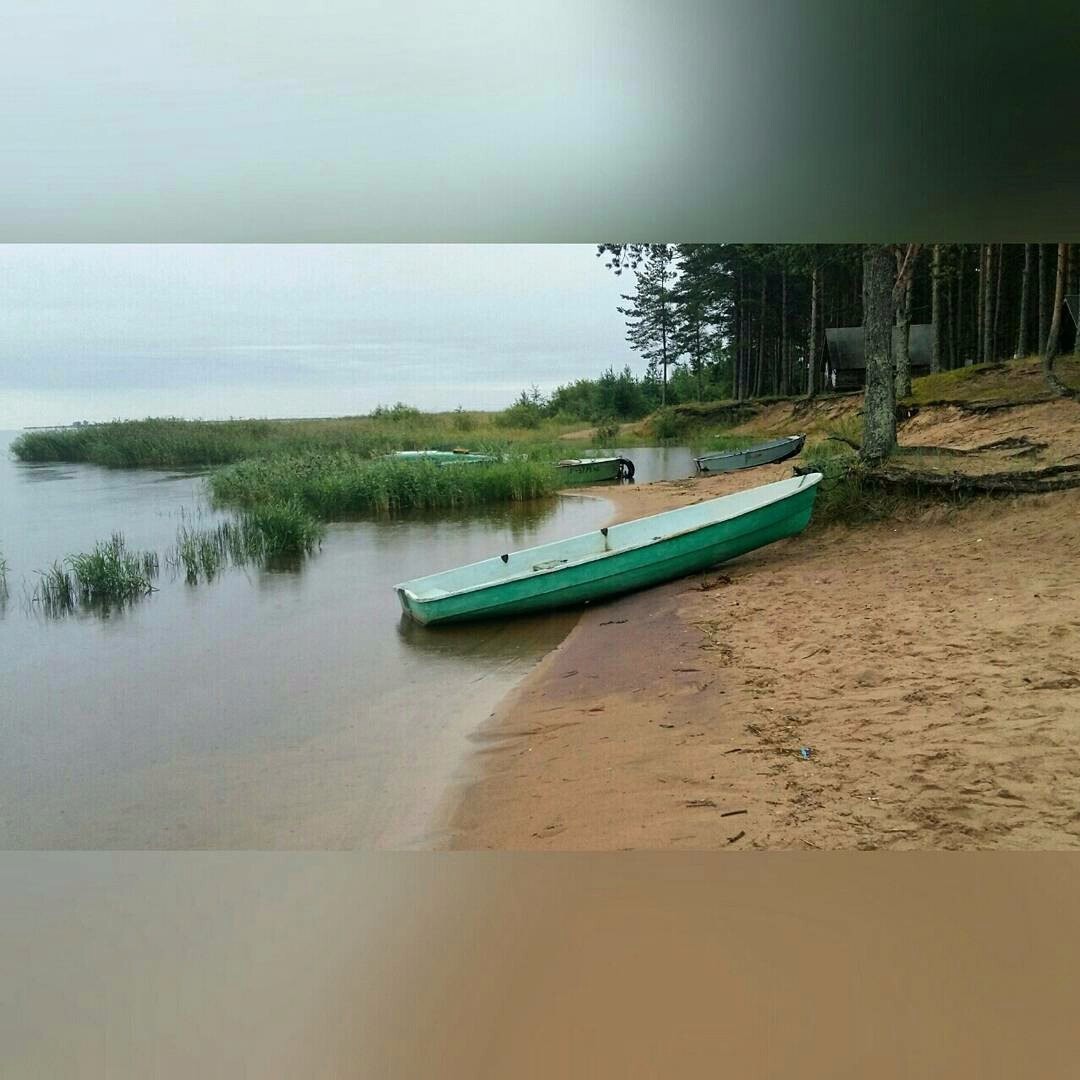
[{"left": 694, "top": 434, "right": 805, "bottom": 474}]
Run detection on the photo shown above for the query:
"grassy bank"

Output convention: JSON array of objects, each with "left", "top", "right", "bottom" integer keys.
[{"left": 208, "top": 453, "right": 560, "bottom": 517}]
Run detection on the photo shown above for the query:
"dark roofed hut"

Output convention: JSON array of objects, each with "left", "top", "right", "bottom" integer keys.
[{"left": 823, "top": 324, "right": 933, "bottom": 391}]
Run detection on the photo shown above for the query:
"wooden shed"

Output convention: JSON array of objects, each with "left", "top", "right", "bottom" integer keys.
[{"left": 823, "top": 324, "right": 933, "bottom": 391}]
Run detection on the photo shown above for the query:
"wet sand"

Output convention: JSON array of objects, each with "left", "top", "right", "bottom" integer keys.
[{"left": 448, "top": 466, "right": 1080, "bottom": 850}]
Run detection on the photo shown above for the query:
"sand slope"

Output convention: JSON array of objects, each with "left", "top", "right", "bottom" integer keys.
[{"left": 450, "top": 398, "right": 1080, "bottom": 850}]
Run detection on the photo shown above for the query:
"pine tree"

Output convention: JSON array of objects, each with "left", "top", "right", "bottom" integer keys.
[{"left": 617, "top": 247, "right": 677, "bottom": 405}]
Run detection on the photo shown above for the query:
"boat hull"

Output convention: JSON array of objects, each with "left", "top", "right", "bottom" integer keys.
[
  {"left": 695, "top": 435, "right": 805, "bottom": 473},
  {"left": 555, "top": 458, "right": 630, "bottom": 483},
  {"left": 396, "top": 476, "right": 819, "bottom": 625}
]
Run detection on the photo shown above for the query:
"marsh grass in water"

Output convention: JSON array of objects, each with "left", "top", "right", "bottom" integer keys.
[
  {"left": 167, "top": 502, "right": 323, "bottom": 584},
  {"left": 31, "top": 534, "right": 158, "bottom": 614}
]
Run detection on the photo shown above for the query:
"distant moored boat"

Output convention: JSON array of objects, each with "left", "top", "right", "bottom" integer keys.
[
  {"left": 554, "top": 456, "right": 635, "bottom": 483},
  {"left": 386, "top": 449, "right": 498, "bottom": 465},
  {"left": 694, "top": 435, "right": 805, "bottom": 474}
]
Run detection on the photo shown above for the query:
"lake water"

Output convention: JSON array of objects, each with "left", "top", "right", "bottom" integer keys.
[{"left": 0, "top": 436, "right": 700, "bottom": 848}]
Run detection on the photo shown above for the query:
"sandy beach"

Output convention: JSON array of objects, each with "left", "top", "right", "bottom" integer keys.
[{"left": 448, "top": 445, "right": 1080, "bottom": 850}]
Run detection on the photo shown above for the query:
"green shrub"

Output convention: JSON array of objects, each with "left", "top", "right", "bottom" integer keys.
[
  {"left": 452, "top": 407, "right": 476, "bottom": 433},
  {"left": 371, "top": 402, "right": 423, "bottom": 422},
  {"left": 650, "top": 407, "right": 680, "bottom": 441},
  {"left": 593, "top": 418, "right": 620, "bottom": 444}
]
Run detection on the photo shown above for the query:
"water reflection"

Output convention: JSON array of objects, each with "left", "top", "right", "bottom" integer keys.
[
  {"left": 395, "top": 607, "right": 581, "bottom": 663},
  {"left": 0, "top": 430, "right": 617, "bottom": 847}
]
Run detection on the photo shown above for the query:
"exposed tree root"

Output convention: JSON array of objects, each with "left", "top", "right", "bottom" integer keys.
[
  {"left": 900, "top": 396, "right": 1060, "bottom": 418},
  {"left": 865, "top": 462, "right": 1080, "bottom": 495},
  {"left": 825, "top": 433, "right": 862, "bottom": 451},
  {"left": 1043, "top": 368, "right": 1080, "bottom": 400},
  {"left": 899, "top": 436, "right": 1049, "bottom": 458}
]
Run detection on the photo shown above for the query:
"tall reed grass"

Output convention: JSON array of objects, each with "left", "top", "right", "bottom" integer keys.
[
  {"left": 32, "top": 533, "right": 158, "bottom": 614},
  {"left": 208, "top": 453, "right": 560, "bottom": 517},
  {"left": 167, "top": 504, "right": 323, "bottom": 583}
]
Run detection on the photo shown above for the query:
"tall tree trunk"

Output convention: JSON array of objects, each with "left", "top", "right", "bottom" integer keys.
[
  {"left": 754, "top": 270, "right": 766, "bottom": 398},
  {"left": 861, "top": 246, "right": 897, "bottom": 464},
  {"left": 1070, "top": 246, "right": 1079, "bottom": 357},
  {"left": 1038, "top": 243, "right": 1049, "bottom": 355},
  {"left": 806, "top": 262, "right": 818, "bottom": 397},
  {"left": 893, "top": 250, "right": 914, "bottom": 398},
  {"left": 696, "top": 321, "right": 703, "bottom": 401},
  {"left": 992, "top": 243, "right": 1004, "bottom": 362},
  {"left": 930, "top": 244, "right": 942, "bottom": 373},
  {"left": 976, "top": 245, "right": 985, "bottom": 364},
  {"left": 955, "top": 249, "right": 964, "bottom": 367},
  {"left": 970, "top": 246, "right": 979, "bottom": 363},
  {"left": 1015, "top": 243, "right": 1032, "bottom": 358},
  {"left": 981, "top": 243, "right": 995, "bottom": 364},
  {"left": 1044, "top": 243, "right": 1072, "bottom": 395},
  {"left": 660, "top": 277, "right": 668, "bottom": 408},
  {"left": 779, "top": 268, "right": 788, "bottom": 396},
  {"left": 946, "top": 269, "right": 956, "bottom": 369},
  {"left": 734, "top": 269, "right": 744, "bottom": 400}
]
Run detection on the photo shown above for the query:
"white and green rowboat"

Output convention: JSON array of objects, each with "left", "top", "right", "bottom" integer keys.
[
  {"left": 694, "top": 434, "right": 805, "bottom": 474},
  {"left": 395, "top": 472, "right": 822, "bottom": 625},
  {"left": 555, "top": 456, "right": 635, "bottom": 482}
]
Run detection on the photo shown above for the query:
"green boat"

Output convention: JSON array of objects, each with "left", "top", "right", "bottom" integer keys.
[
  {"left": 395, "top": 472, "right": 822, "bottom": 625},
  {"left": 387, "top": 449, "right": 498, "bottom": 465},
  {"left": 555, "top": 456, "right": 635, "bottom": 483}
]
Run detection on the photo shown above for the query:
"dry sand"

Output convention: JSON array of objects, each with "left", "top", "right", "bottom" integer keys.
[{"left": 449, "top": 445, "right": 1080, "bottom": 850}]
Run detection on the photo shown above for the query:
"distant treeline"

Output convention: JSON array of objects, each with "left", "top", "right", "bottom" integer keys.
[{"left": 590, "top": 243, "right": 1079, "bottom": 404}]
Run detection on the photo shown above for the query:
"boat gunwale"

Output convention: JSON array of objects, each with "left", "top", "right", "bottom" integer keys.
[
  {"left": 394, "top": 472, "right": 822, "bottom": 604},
  {"left": 554, "top": 456, "right": 624, "bottom": 467}
]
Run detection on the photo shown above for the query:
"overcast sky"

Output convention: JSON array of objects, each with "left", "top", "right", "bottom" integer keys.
[{"left": 0, "top": 245, "right": 638, "bottom": 428}]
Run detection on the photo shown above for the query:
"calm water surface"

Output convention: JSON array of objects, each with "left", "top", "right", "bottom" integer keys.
[{"left": 0, "top": 435, "right": 698, "bottom": 848}]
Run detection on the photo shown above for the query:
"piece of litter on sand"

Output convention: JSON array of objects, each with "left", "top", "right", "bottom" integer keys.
[
  {"left": 799, "top": 747, "right": 812, "bottom": 760},
  {"left": 727, "top": 830, "right": 746, "bottom": 845},
  {"left": 720, "top": 809, "right": 748, "bottom": 818}
]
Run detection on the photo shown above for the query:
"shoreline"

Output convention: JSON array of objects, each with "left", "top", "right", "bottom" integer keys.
[
  {"left": 436, "top": 464, "right": 802, "bottom": 849},
  {"left": 444, "top": 467, "right": 1080, "bottom": 851}
]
